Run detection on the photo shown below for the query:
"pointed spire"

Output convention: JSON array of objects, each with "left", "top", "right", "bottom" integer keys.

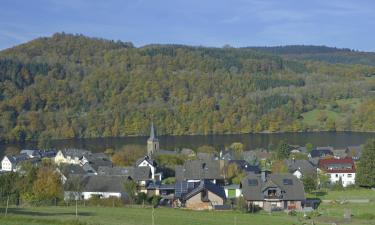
[{"left": 149, "top": 122, "right": 156, "bottom": 140}]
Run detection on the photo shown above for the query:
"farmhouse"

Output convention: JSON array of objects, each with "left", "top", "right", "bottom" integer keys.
[
  {"left": 54, "top": 149, "right": 91, "bottom": 165},
  {"left": 182, "top": 180, "right": 226, "bottom": 210},
  {"left": 285, "top": 159, "right": 316, "bottom": 179},
  {"left": 318, "top": 157, "right": 356, "bottom": 187},
  {"left": 1, "top": 154, "right": 34, "bottom": 171},
  {"left": 241, "top": 172, "right": 305, "bottom": 212}
]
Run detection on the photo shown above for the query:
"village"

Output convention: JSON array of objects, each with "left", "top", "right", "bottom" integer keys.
[{"left": 0, "top": 124, "right": 363, "bottom": 213}]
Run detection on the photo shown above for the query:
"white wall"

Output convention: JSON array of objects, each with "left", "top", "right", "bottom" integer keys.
[
  {"left": 82, "top": 192, "right": 122, "bottom": 200},
  {"left": 1, "top": 157, "right": 14, "bottom": 171},
  {"left": 328, "top": 172, "right": 355, "bottom": 187}
]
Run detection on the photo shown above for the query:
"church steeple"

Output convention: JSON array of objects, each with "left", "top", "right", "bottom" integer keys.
[{"left": 147, "top": 123, "right": 159, "bottom": 157}]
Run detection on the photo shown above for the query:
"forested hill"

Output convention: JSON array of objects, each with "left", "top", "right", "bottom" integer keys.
[
  {"left": 0, "top": 33, "right": 375, "bottom": 143},
  {"left": 248, "top": 45, "right": 375, "bottom": 66}
]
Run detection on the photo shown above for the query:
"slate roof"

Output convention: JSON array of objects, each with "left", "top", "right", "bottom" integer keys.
[
  {"left": 175, "top": 159, "right": 224, "bottom": 181},
  {"left": 61, "top": 164, "right": 87, "bottom": 177},
  {"left": 148, "top": 123, "right": 158, "bottom": 141},
  {"left": 60, "top": 149, "right": 91, "bottom": 158},
  {"left": 228, "top": 160, "right": 260, "bottom": 174},
  {"left": 332, "top": 149, "right": 348, "bottom": 159},
  {"left": 309, "top": 149, "right": 333, "bottom": 158},
  {"left": 183, "top": 180, "right": 226, "bottom": 201},
  {"left": 20, "top": 150, "right": 41, "bottom": 158},
  {"left": 96, "top": 166, "right": 151, "bottom": 181},
  {"left": 241, "top": 173, "right": 305, "bottom": 201},
  {"left": 318, "top": 157, "right": 356, "bottom": 173},
  {"left": 82, "top": 175, "right": 127, "bottom": 193},
  {"left": 5, "top": 154, "right": 30, "bottom": 164},
  {"left": 285, "top": 159, "right": 316, "bottom": 176}
]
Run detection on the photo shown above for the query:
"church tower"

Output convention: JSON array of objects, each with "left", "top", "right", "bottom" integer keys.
[{"left": 147, "top": 123, "right": 159, "bottom": 157}]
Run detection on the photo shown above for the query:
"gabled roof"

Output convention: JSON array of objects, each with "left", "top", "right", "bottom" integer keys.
[
  {"left": 4, "top": 154, "right": 30, "bottom": 164},
  {"left": 60, "top": 149, "right": 91, "bottom": 158},
  {"left": 82, "top": 176, "right": 127, "bottom": 193},
  {"left": 228, "top": 160, "right": 260, "bottom": 174},
  {"left": 175, "top": 159, "right": 224, "bottom": 181},
  {"left": 309, "top": 149, "right": 333, "bottom": 158},
  {"left": 285, "top": 159, "right": 316, "bottom": 176},
  {"left": 183, "top": 180, "right": 226, "bottom": 201},
  {"left": 60, "top": 164, "right": 87, "bottom": 177},
  {"left": 318, "top": 157, "right": 355, "bottom": 173},
  {"left": 241, "top": 173, "right": 305, "bottom": 201},
  {"left": 134, "top": 167, "right": 152, "bottom": 181},
  {"left": 136, "top": 156, "right": 157, "bottom": 167}
]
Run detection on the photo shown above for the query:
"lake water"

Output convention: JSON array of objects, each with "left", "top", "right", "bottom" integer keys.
[{"left": 0, "top": 132, "right": 374, "bottom": 157}]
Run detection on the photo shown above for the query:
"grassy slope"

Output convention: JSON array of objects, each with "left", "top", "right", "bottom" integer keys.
[
  {"left": 301, "top": 98, "right": 362, "bottom": 128},
  {"left": 0, "top": 206, "right": 299, "bottom": 225}
]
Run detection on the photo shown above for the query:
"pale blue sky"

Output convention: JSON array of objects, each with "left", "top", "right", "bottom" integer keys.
[{"left": 1, "top": 0, "right": 375, "bottom": 51}]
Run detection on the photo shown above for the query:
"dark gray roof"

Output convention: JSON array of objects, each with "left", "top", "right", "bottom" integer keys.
[
  {"left": 309, "top": 149, "right": 333, "bottom": 158},
  {"left": 228, "top": 160, "right": 260, "bottom": 174},
  {"left": 183, "top": 180, "right": 226, "bottom": 201},
  {"left": 97, "top": 166, "right": 151, "bottom": 181},
  {"left": 97, "top": 166, "right": 134, "bottom": 177},
  {"left": 61, "top": 149, "right": 91, "bottom": 158},
  {"left": 20, "top": 150, "right": 41, "bottom": 158},
  {"left": 241, "top": 173, "right": 305, "bottom": 201},
  {"left": 134, "top": 167, "right": 152, "bottom": 181},
  {"left": 175, "top": 160, "right": 224, "bottom": 181},
  {"left": 148, "top": 123, "right": 158, "bottom": 141},
  {"left": 61, "top": 164, "right": 87, "bottom": 177},
  {"left": 82, "top": 176, "right": 127, "bottom": 193},
  {"left": 5, "top": 154, "right": 30, "bottom": 164},
  {"left": 285, "top": 159, "right": 316, "bottom": 176}
]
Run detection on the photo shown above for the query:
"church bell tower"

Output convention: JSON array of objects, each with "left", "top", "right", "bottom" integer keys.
[{"left": 147, "top": 123, "right": 159, "bottom": 157}]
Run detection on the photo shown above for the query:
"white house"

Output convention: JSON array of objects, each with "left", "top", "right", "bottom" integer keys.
[
  {"left": 54, "top": 149, "right": 91, "bottom": 165},
  {"left": 318, "top": 158, "right": 356, "bottom": 187},
  {"left": 135, "top": 156, "right": 160, "bottom": 180},
  {"left": 224, "top": 184, "right": 241, "bottom": 199},
  {"left": 1, "top": 154, "right": 31, "bottom": 172}
]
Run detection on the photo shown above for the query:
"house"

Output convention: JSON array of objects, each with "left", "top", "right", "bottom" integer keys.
[
  {"left": 180, "top": 148, "right": 196, "bottom": 158},
  {"left": 346, "top": 146, "right": 363, "bottom": 160},
  {"left": 1, "top": 154, "right": 32, "bottom": 171},
  {"left": 175, "top": 159, "right": 225, "bottom": 184},
  {"left": 54, "top": 149, "right": 91, "bottom": 165},
  {"left": 20, "top": 149, "right": 41, "bottom": 158},
  {"left": 228, "top": 160, "right": 260, "bottom": 174},
  {"left": 332, "top": 149, "right": 348, "bottom": 159},
  {"left": 224, "top": 184, "right": 241, "bottom": 199},
  {"left": 80, "top": 153, "right": 112, "bottom": 174},
  {"left": 242, "top": 150, "right": 271, "bottom": 162},
  {"left": 182, "top": 180, "right": 226, "bottom": 210},
  {"left": 197, "top": 152, "right": 217, "bottom": 161},
  {"left": 220, "top": 150, "right": 234, "bottom": 161},
  {"left": 58, "top": 164, "right": 88, "bottom": 184},
  {"left": 241, "top": 172, "right": 305, "bottom": 212},
  {"left": 97, "top": 166, "right": 153, "bottom": 189},
  {"left": 318, "top": 158, "right": 356, "bottom": 187},
  {"left": 284, "top": 159, "right": 316, "bottom": 179},
  {"left": 308, "top": 147, "right": 334, "bottom": 159},
  {"left": 65, "top": 175, "right": 128, "bottom": 200},
  {"left": 135, "top": 156, "right": 160, "bottom": 181}
]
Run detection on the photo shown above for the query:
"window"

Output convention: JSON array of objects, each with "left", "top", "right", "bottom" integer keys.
[
  {"left": 335, "top": 174, "right": 338, "bottom": 178},
  {"left": 347, "top": 174, "right": 352, "bottom": 178}
]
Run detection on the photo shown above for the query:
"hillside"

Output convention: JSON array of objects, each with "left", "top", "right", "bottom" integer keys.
[
  {"left": 0, "top": 33, "right": 375, "bottom": 143},
  {"left": 248, "top": 45, "right": 375, "bottom": 66}
]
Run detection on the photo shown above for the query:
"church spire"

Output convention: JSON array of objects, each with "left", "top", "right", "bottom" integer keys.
[{"left": 149, "top": 122, "right": 156, "bottom": 140}]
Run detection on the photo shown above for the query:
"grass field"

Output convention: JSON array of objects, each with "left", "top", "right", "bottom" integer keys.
[
  {"left": 301, "top": 98, "right": 362, "bottom": 128},
  {"left": 1, "top": 188, "right": 374, "bottom": 225}
]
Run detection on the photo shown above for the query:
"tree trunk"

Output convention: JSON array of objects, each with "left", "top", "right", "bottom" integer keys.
[{"left": 5, "top": 195, "right": 9, "bottom": 216}]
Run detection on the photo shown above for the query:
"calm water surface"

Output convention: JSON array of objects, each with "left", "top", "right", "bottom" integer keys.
[{"left": 0, "top": 132, "right": 374, "bottom": 157}]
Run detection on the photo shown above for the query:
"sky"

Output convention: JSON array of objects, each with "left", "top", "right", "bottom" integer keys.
[{"left": 1, "top": 0, "right": 375, "bottom": 51}]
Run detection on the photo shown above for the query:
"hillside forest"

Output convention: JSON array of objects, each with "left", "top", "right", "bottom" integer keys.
[{"left": 0, "top": 33, "right": 375, "bottom": 143}]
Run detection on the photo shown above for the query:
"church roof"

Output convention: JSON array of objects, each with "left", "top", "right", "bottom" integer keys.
[{"left": 148, "top": 123, "right": 158, "bottom": 141}]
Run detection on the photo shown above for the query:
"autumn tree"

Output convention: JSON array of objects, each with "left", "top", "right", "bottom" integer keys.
[
  {"left": 112, "top": 145, "right": 146, "bottom": 167},
  {"left": 33, "top": 166, "right": 62, "bottom": 203}
]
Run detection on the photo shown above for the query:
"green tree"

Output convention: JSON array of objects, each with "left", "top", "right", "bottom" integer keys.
[
  {"left": 356, "top": 139, "right": 375, "bottom": 187},
  {"left": 275, "top": 141, "right": 291, "bottom": 160},
  {"left": 302, "top": 175, "right": 317, "bottom": 193},
  {"left": 305, "top": 143, "right": 314, "bottom": 153},
  {"left": 123, "top": 180, "right": 137, "bottom": 203}
]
